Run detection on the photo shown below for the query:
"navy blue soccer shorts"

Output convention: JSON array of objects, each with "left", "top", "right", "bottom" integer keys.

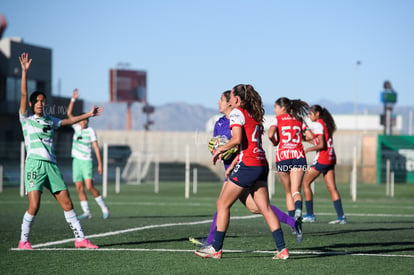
[
  {"left": 311, "top": 161, "right": 335, "bottom": 175},
  {"left": 276, "top": 157, "right": 307, "bottom": 172},
  {"left": 228, "top": 161, "right": 269, "bottom": 188}
]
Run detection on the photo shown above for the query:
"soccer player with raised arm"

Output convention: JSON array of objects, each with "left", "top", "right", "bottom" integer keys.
[
  {"left": 17, "top": 52, "right": 101, "bottom": 250},
  {"left": 67, "top": 89, "right": 109, "bottom": 220}
]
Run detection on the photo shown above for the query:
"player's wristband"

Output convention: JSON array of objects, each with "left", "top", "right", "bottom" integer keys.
[{"left": 71, "top": 98, "right": 76, "bottom": 102}]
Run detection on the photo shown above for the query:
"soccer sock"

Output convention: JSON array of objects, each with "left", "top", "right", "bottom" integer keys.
[
  {"left": 207, "top": 212, "right": 217, "bottom": 245},
  {"left": 80, "top": 200, "right": 90, "bottom": 214},
  {"left": 333, "top": 199, "right": 344, "bottom": 217},
  {"left": 20, "top": 211, "right": 35, "bottom": 242},
  {"left": 288, "top": 210, "right": 295, "bottom": 217},
  {"left": 212, "top": 230, "right": 226, "bottom": 251},
  {"left": 271, "top": 205, "right": 295, "bottom": 228},
  {"left": 64, "top": 209, "right": 85, "bottom": 241},
  {"left": 272, "top": 228, "right": 286, "bottom": 252},
  {"left": 294, "top": 200, "right": 303, "bottom": 217},
  {"left": 95, "top": 196, "right": 108, "bottom": 211},
  {"left": 305, "top": 200, "right": 314, "bottom": 215}
]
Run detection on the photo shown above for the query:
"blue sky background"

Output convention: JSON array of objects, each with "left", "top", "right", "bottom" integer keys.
[{"left": 2, "top": 1, "right": 413, "bottom": 110}]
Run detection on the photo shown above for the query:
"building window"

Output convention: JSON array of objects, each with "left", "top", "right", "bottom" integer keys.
[{"left": 6, "top": 77, "right": 36, "bottom": 103}]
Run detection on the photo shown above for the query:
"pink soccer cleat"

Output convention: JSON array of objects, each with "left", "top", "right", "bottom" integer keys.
[
  {"left": 75, "top": 239, "right": 99, "bottom": 249},
  {"left": 273, "top": 248, "right": 289, "bottom": 260},
  {"left": 18, "top": 241, "right": 33, "bottom": 250}
]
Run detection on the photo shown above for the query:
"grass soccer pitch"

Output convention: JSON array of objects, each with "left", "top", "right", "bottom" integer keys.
[{"left": 1, "top": 181, "right": 413, "bottom": 274}]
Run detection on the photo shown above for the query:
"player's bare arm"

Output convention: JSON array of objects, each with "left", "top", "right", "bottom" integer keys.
[
  {"left": 61, "top": 105, "right": 103, "bottom": 126},
  {"left": 305, "top": 135, "right": 325, "bottom": 154},
  {"left": 19, "top": 52, "right": 32, "bottom": 115},
  {"left": 268, "top": 126, "right": 278, "bottom": 146},
  {"left": 224, "top": 155, "right": 238, "bottom": 179},
  {"left": 92, "top": 141, "right": 103, "bottom": 175},
  {"left": 67, "top": 89, "right": 80, "bottom": 118},
  {"left": 303, "top": 128, "right": 314, "bottom": 142}
]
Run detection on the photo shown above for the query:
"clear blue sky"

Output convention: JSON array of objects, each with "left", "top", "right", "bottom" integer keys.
[{"left": 3, "top": 1, "right": 414, "bottom": 110}]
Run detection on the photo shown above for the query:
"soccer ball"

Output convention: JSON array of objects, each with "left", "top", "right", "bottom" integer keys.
[
  {"left": 208, "top": 136, "right": 238, "bottom": 160},
  {"left": 208, "top": 136, "right": 229, "bottom": 155},
  {"left": 215, "top": 136, "right": 230, "bottom": 151}
]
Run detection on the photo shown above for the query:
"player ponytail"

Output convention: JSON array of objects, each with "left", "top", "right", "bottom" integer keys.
[
  {"left": 310, "top": 104, "right": 336, "bottom": 136},
  {"left": 232, "top": 84, "right": 265, "bottom": 125},
  {"left": 275, "top": 97, "right": 309, "bottom": 122}
]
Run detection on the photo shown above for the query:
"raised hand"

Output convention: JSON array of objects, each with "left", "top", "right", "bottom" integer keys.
[
  {"left": 89, "top": 105, "right": 103, "bottom": 117},
  {"left": 19, "top": 52, "right": 32, "bottom": 72},
  {"left": 72, "top": 89, "right": 80, "bottom": 100}
]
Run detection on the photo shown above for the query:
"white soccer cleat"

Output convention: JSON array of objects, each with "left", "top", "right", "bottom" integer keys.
[
  {"left": 328, "top": 216, "right": 347, "bottom": 224},
  {"left": 194, "top": 245, "right": 222, "bottom": 258}
]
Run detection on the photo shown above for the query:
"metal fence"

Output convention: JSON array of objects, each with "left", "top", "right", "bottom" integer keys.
[{"left": 0, "top": 130, "right": 376, "bottom": 188}]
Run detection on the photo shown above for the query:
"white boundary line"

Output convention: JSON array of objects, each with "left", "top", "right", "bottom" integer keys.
[
  {"left": 9, "top": 214, "right": 414, "bottom": 258},
  {"left": 26, "top": 215, "right": 261, "bottom": 249},
  {"left": 10, "top": 247, "right": 414, "bottom": 258},
  {"left": 3, "top": 199, "right": 414, "bottom": 210}
]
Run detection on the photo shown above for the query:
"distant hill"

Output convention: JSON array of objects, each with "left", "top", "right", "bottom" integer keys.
[
  {"left": 87, "top": 100, "right": 414, "bottom": 134},
  {"left": 87, "top": 101, "right": 217, "bottom": 131}
]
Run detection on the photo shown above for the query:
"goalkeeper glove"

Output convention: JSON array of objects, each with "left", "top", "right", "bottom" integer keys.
[
  {"left": 221, "top": 146, "right": 238, "bottom": 160},
  {"left": 208, "top": 137, "right": 218, "bottom": 154}
]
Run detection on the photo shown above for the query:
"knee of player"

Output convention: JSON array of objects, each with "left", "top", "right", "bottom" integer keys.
[
  {"left": 85, "top": 184, "right": 96, "bottom": 192},
  {"left": 247, "top": 207, "right": 261, "bottom": 214},
  {"left": 216, "top": 199, "right": 230, "bottom": 211}
]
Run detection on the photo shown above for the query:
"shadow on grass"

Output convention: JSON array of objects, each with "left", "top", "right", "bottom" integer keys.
[
  {"left": 308, "top": 226, "right": 414, "bottom": 237},
  {"left": 100, "top": 235, "right": 241, "bottom": 248},
  {"left": 100, "top": 214, "right": 214, "bottom": 219},
  {"left": 295, "top": 241, "right": 414, "bottom": 259}
]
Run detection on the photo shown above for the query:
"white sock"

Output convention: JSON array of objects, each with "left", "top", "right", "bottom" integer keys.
[
  {"left": 20, "top": 211, "right": 35, "bottom": 242},
  {"left": 64, "top": 209, "right": 85, "bottom": 241},
  {"left": 80, "top": 200, "right": 90, "bottom": 214},
  {"left": 95, "top": 196, "right": 108, "bottom": 211}
]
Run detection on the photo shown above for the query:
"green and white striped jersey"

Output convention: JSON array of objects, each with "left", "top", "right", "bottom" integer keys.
[
  {"left": 71, "top": 124, "right": 97, "bottom": 161},
  {"left": 19, "top": 111, "right": 62, "bottom": 163}
]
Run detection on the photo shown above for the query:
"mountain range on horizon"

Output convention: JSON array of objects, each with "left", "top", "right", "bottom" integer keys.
[{"left": 87, "top": 100, "right": 414, "bottom": 134}]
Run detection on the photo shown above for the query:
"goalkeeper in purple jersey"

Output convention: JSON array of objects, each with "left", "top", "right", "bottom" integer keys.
[
  {"left": 190, "top": 90, "right": 303, "bottom": 247},
  {"left": 213, "top": 114, "right": 236, "bottom": 170}
]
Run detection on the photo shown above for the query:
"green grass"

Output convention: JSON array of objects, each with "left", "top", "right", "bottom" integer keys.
[{"left": 1, "top": 181, "right": 413, "bottom": 274}]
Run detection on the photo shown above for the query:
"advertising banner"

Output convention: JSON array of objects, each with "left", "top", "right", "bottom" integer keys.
[
  {"left": 377, "top": 135, "right": 414, "bottom": 184},
  {"left": 110, "top": 69, "right": 147, "bottom": 103}
]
